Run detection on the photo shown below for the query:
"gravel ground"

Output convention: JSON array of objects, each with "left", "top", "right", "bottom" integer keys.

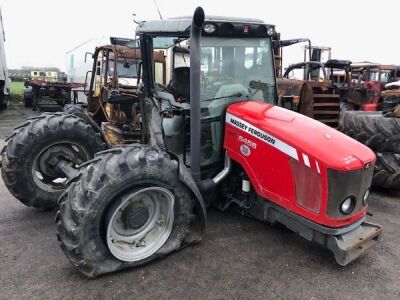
[{"left": 0, "top": 107, "right": 399, "bottom": 300}]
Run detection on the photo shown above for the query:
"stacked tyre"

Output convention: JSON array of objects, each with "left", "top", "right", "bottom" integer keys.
[{"left": 339, "top": 111, "right": 400, "bottom": 189}]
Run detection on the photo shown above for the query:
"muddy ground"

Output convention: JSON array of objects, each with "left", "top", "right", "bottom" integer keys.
[{"left": 0, "top": 107, "right": 399, "bottom": 300}]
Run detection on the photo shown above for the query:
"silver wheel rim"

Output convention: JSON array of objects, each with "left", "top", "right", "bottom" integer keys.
[{"left": 106, "top": 187, "right": 175, "bottom": 262}]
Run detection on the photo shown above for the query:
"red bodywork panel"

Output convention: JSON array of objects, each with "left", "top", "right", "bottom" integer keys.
[
  {"left": 362, "top": 103, "right": 379, "bottom": 111},
  {"left": 224, "top": 101, "right": 376, "bottom": 228},
  {"left": 361, "top": 81, "right": 381, "bottom": 111}
]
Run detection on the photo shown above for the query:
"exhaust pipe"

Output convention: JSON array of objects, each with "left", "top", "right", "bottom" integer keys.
[
  {"left": 190, "top": 7, "right": 205, "bottom": 184},
  {"left": 189, "top": 7, "right": 231, "bottom": 193}
]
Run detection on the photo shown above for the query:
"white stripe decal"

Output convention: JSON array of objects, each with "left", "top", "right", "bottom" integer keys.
[
  {"left": 226, "top": 112, "right": 298, "bottom": 160},
  {"left": 315, "top": 161, "right": 321, "bottom": 174},
  {"left": 302, "top": 153, "right": 310, "bottom": 167}
]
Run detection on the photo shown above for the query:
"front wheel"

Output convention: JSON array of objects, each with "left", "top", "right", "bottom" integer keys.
[{"left": 57, "top": 146, "right": 196, "bottom": 277}]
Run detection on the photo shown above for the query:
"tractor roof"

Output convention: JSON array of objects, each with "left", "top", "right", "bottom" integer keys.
[
  {"left": 97, "top": 45, "right": 141, "bottom": 59},
  {"left": 136, "top": 15, "right": 273, "bottom": 35},
  {"left": 95, "top": 45, "right": 165, "bottom": 63},
  {"left": 351, "top": 62, "right": 396, "bottom": 70}
]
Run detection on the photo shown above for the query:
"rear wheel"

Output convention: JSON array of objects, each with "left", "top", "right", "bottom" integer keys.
[
  {"left": 1, "top": 113, "right": 107, "bottom": 210},
  {"left": 339, "top": 111, "right": 400, "bottom": 153},
  {"left": 57, "top": 145, "right": 196, "bottom": 277}
]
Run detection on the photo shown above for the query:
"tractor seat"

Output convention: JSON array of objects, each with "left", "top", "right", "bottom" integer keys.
[{"left": 168, "top": 67, "right": 190, "bottom": 100}]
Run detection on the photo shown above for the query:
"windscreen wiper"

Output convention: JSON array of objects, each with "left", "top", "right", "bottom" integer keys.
[{"left": 202, "top": 92, "right": 244, "bottom": 102}]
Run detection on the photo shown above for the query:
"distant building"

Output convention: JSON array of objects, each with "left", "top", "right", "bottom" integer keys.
[
  {"left": 8, "top": 69, "right": 30, "bottom": 80},
  {"left": 9, "top": 69, "right": 66, "bottom": 82},
  {"left": 30, "top": 70, "right": 58, "bottom": 81}
]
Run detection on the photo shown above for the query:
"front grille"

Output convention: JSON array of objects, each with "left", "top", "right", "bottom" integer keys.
[{"left": 327, "top": 166, "right": 374, "bottom": 218}]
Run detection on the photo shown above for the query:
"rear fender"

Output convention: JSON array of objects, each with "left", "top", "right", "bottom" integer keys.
[{"left": 170, "top": 153, "right": 207, "bottom": 244}]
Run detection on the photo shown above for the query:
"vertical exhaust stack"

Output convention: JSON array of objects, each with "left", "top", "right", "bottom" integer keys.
[{"left": 190, "top": 7, "right": 205, "bottom": 183}]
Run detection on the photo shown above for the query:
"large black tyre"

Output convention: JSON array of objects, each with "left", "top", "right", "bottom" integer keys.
[
  {"left": 1, "top": 113, "right": 107, "bottom": 210},
  {"left": 57, "top": 145, "right": 196, "bottom": 278},
  {"left": 339, "top": 111, "right": 400, "bottom": 153},
  {"left": 372, "top": 152, "right": 400, "bottom": 189}
]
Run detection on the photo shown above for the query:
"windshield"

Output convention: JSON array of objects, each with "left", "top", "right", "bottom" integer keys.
[
  {"left": 380, "top": 70, "right": 394, "bottom": 84},
  {"left": 108, "top": 60, "right": 138, "bottom": 79},
  {"left": 196, "top": 36, "right": 275, "bottom": 167},
  {"left": 200, "top": 37, "right": 276, "bottom": 104},
  {"left": 369, "top": 68, "right": 394, "bottom": 84}
]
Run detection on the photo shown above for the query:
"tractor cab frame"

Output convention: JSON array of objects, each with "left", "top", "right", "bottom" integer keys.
[
  {"left": 137, "top": 14, "right": 278, "bottom": 175},
  {"left": 84, "top": 44, "right": 166, "bottom": 145}
]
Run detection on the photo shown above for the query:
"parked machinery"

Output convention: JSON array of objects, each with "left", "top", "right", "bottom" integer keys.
[
  {"left": 1, "top": 43, "right": 165, "bottom": 209},
  {"left": 344, "top": 63, "right": 400, "bottom": 112},
  {"left": 2, "top": 8, "right": 382, "bottom": 277},
  {"left": 24, "top": 79, "right": 84, "bottom": 111},
  {"left": 273, "top": 38, "right": 400, "bottom": 189},
  {"left": 275, "top": 38, "right": 343, "bottom": 127},
  {"left": 58, "top": 8, "right": 381, "bottom": 276},
  {"left": 339, "top": 64, "right": 400, "bottom": 189}
]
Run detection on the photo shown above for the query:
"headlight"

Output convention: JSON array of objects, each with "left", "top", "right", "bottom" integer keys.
[
  {"left": 340, "top": 197, "right": 355, "bottom": 215},
  {"left": 363, "top": 189, "right": 370, "bottom": 205}
]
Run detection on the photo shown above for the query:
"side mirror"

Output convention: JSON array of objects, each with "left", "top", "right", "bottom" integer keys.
[
  {"left": 84, "top": 52, "right": 94, "bottom": 63},
  {"left": 84, "top": 70, "right": 92, "bottom": 94}
]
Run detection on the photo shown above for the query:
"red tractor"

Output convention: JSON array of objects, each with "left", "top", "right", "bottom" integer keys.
[
  {"left": 2, "top": 8, "right": 382, "bottom": 277},
  {"left": 344, "top": 63, "right": 400, "bottom": 111}
]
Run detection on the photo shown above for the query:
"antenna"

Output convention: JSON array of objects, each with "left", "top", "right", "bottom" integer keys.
[{"left": 153, "top": 0, "right": 163, "bottom": 20}]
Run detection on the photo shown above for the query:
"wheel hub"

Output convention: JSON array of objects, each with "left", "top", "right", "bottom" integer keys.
[
  {"left": 121, "top": 205, "right": 149, "bottom": 230},
  {"left": 32, "top": 142, "right": 89, "bottom": 193},
  {"left": 38, "top": 145, "right": 77, "bottom": 178},
  {"left": 106, "top": 187, "right": 175, "bottom": 262}
]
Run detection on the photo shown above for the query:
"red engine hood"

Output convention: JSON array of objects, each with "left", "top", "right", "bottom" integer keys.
[{"left": 226, "top": 101, "right": 375, "bottom": 171}]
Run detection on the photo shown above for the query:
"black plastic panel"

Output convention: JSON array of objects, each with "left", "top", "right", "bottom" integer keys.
[{"left": 327, "top": 166, "right": 374, "bottom": 218}]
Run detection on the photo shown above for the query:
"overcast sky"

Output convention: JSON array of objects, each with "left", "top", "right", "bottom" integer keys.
[{"left": 2, "top": 0, "right": 399, "bottom": 71}]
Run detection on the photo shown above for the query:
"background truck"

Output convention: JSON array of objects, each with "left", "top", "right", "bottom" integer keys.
[{"left": 0, "top": 6, "right": 10, "bottom": 110}]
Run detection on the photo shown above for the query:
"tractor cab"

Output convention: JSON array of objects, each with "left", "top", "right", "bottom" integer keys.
[{"left": 137, "top": 14, "right": 277, "bottom": 171}]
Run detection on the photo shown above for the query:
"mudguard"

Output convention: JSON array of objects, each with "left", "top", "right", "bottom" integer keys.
[{"left": 171, "top": 153, "right": 207, "bottom": 244}]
